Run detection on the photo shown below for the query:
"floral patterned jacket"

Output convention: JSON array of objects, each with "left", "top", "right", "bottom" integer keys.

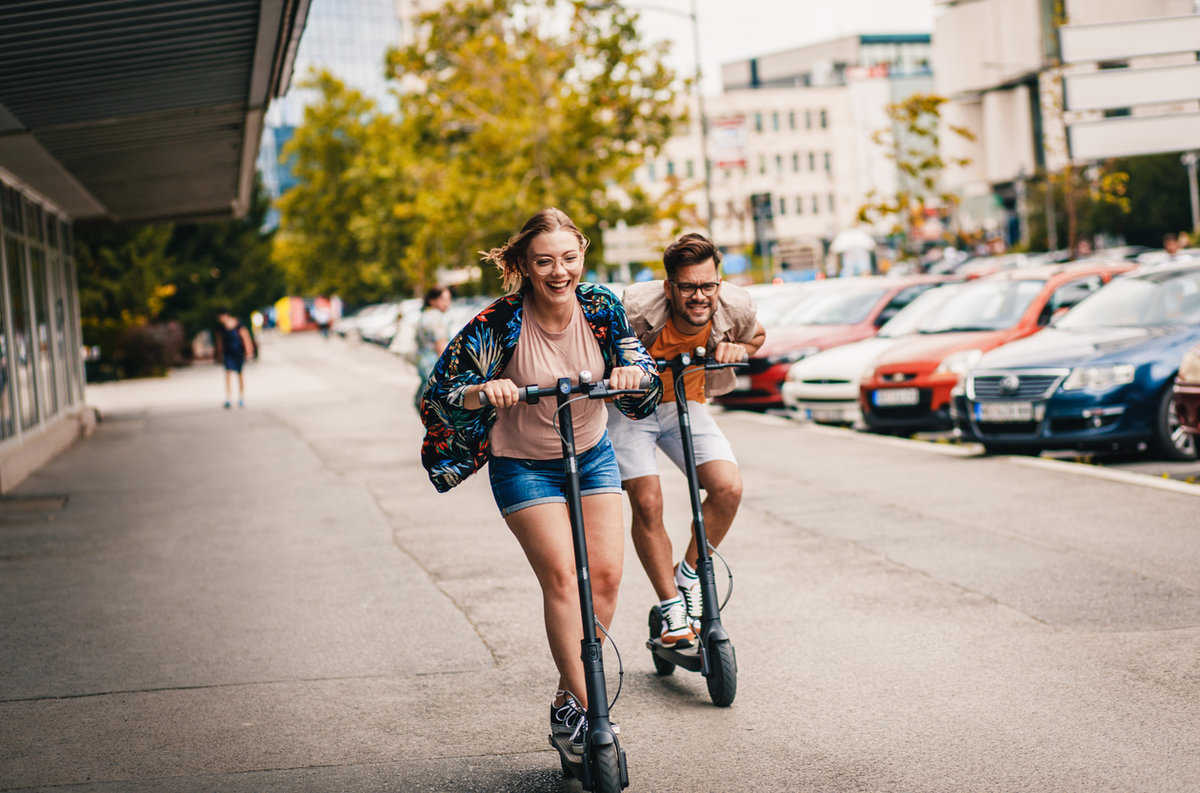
[{"left": 420, "top": 283, "right": 663, "bottom": 493}]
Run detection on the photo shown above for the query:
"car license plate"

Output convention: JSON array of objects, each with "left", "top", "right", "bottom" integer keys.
[
  {"left": 809, "top": 407, "right": 850, "bottom": 423},
  {"left": 974, "top": 401, "right": 1034, "bottom": 422},
  {"left": 872, "top": 387, "right": 919, "bottom": 406},
  {"left": 735, "top": 375, "right": 751, "bottom": 391}
]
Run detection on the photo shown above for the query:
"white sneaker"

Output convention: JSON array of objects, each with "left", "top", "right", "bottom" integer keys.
[
  {"left": 658, "top": 596, "right": 694, "bottom": 648},
  {"left": 675, "top": 561, "right": 702, "bottom": 632}
]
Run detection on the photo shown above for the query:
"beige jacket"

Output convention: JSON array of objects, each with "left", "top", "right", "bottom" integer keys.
[{"left": 621, "top": 280, "right": 759, "bottom": 398}]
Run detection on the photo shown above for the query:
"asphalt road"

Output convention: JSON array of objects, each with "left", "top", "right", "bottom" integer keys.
[{"left": 3, "top": 331, "right": 1198, "bottom": 792}]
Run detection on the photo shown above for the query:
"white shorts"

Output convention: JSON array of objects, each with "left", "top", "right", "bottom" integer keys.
[{"left": 605, "top": 400, "right": 737, "bottom": 482}]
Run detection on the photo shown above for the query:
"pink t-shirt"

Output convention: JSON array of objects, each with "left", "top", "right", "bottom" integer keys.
[{"left": 489, "top": 297, "right": 607, "bottom": 460}]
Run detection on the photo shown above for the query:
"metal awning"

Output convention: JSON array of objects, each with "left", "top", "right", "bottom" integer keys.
[{"left": 0, "top": 0, "right": 310, "bottom": 222}]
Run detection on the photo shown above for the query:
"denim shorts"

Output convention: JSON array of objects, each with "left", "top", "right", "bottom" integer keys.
[{"left": 488, "top": 432, "right": 623, "bottom": 517}]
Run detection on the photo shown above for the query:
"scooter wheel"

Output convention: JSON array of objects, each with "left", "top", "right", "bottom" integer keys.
[
  {"left": 647, "top": 606, "right": 676, "bottom": 676},
  {"left": 705, "top": 637, "right": 737, "bottom": 707},
  {"left": 592, "top": 742, "right": 624, "bottom": 793}
]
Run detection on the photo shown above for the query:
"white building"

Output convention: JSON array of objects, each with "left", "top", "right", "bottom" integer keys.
[
  {"left": 934, "top": 0, "right": 1200, "bottom": 242},
  {"left": 617, "top": 34, "right": 935, "bottom": 277}
]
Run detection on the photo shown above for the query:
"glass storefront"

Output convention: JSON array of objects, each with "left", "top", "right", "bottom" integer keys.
[{"left": 0, "top": 177, "right": 84, "bottom": 443}]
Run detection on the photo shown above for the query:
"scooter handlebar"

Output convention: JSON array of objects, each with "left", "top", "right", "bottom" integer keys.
[
  {"left": 655, "top": 346, "right": 749, "bottom": 372},
  {"left": 476, "top": 374, "right": 652, "bottom": 406}
]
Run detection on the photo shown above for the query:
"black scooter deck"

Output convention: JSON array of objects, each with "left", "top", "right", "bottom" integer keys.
[
  {"left": 646, "top": 637, "right": 704, "bottom": 672},
  {"left": 549, "top": 732, "right": 584, "bottom": 767}
]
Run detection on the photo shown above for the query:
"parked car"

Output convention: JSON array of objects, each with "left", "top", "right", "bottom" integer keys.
[
  {"left": 1174, "top": 340, "right": 1200, "bottom": 436},
  {"left": 715, "top": 275, "right": 947, "bottom": 410},
  {"left": 781, "top": 282, "right": 966, "bottom": 425},
  {"left": 953, "top": 262, "right": 1200, "bottom": 460},
  {"left": 859, "top": 262, "right": 1134, "bottom": 434},
  {"left": 356, "top": 301, "right": 406, "bottom": 345}
]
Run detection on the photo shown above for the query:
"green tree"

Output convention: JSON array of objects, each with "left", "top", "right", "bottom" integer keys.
[
  {"left": 856, "top": 93, "right": 974, "bottom": 260},
  {"left": 75, "top": 179, "right": 282, "bottom": 376},
  {"left": 272, "top": 72, "right": 395, "bottom": 304},
  {"left": 384, "top": 0, "right": 686, "bottom": 290}
]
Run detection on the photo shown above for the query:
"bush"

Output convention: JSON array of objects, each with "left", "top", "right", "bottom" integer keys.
[{"left": 114, "top": 321, "right": 186, "bottom": 378}]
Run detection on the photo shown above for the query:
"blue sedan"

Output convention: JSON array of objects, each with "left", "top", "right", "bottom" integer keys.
[{"left": 952, "top": 262, "right": 1200, "bottom": 460}]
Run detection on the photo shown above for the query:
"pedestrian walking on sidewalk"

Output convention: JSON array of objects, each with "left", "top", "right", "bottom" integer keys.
[
  {"left": 606, "top": 232, "right": 765, "bottom": 648},
  {"left": 413, "top": 285, "right": 451, "bottom": 411},
  {"left": 215, "top": 307, "right": 255, "bottom": 409},
  {"left": 419, "top": 207, "right": 661, "bottom": 750}
]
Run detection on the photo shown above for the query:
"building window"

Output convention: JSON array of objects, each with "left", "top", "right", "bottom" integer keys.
[
  {"left": 792, "top": 152, "right": 800, "bottom": 172},
  {"left": 805, "top": 109, "right": 812, "bottom": 130},
  {"left": 647, "top": 163, "right": 656, "bottom": 181},
  {"left": 754, "top": 112, "right": 763, "bottom": 133},
  {"left": 820, "top": 109, "right": 828, "bottom": 128},
  {"left": 788, "top": 110, "right": 796, "bottom": 130},
  {"left": 808, "top": 152, "right": 816, "bottom": 171},
  {"left": 824, "top": 152, "right": 832, "bottom": 172},
  {"left": 796, "top": 195, "right": 804, "bottom": 214},
  {"left": 758, "top": 154, "right": 766, "bottom": 175},
  {"left": 686, "top": 159, "right": 695, "bottom": 179},
  {"left": 828, "top": 194, "right": 836, "bottom": 212},
  {"left": 666, "top": 160, "right": 675, "bottom": 177},
  {"left": 812, "top": 195, "right": 820, "bottom": 214},
  {"left": 772, "top": 111, "right": 780, "bottom": 131},
  {"left": 778, "top": 197, "right": 786, "bottom": 216},
  {"left": 775, "top": 154, "right": 783, "bottom": 174}
]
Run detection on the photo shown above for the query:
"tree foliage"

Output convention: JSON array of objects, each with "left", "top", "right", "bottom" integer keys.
[
  {"left": 273, "top": 0, "right": 688, "bottom": 299},
  {"left": 76, "top": 180, "right": 281, "bottom": 374},
  {"left": 856, "top": 93, "right": 974, "bottom": 259}
]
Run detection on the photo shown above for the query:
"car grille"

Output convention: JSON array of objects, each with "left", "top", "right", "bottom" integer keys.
[
  {"left": 968, "top": 370, "right": 1066, "bottom": 401},
  {"left": 800, "top": 378, "right": 852, "bottom": 385}
]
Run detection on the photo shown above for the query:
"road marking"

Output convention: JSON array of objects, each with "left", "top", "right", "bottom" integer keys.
[
  {"left": 728, "top": 412, "right": 1200, "bottom": 495},
  {"left": 1007, "top": 455, "right": 1200, "bottom": 497}
]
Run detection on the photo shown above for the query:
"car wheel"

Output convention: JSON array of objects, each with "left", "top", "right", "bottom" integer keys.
[{"left": 1153, "top": 386, "right": 1198, "bottom": 461}]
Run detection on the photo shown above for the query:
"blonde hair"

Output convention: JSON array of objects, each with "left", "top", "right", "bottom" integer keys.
[{"left": 480, "top": 208, "right": 590, "bottom": 294}]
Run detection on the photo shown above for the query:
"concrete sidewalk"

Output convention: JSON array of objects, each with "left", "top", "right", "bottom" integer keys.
[{"left": 0, "top": 334, "right": 553, "bottom": 792}]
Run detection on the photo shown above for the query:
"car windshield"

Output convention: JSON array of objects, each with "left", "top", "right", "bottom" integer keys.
[
  {"left": 919, "top": 279, "right": 1045, "bottom": 332},
  {"left": 778, "top": 285, "right": 889, "bottom": 326},
  {"left": 752, "top": 284, "right": 830, "bottom": 327},
  {"left": 877, "top": 284, "right": 964, "bottom": 338},
  {"left": 1056, "top": 270, "right": 1200, "bottom": 328}
]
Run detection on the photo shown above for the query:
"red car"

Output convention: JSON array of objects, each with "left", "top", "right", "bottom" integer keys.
[
  {"left": 859, "top": 262, "right": 1135, "bottom": 433},
  {"left": 1174, "top": 340, "right": 1200, "bottom": 435},
  {"left": 715, "top": 275, "right": 948, "bottom": 410}
]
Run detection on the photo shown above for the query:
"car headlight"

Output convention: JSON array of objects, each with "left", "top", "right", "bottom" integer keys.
[
  {"left": 934, "top": 349, "right": 983, "bottom": 378},
  {"left": 1062, "top": 364, "right": 1136, "bottom": 391},
  {"left": 768, "top": 347, "right": 818, "bottom": 366},
  {"left": 1180, "top": 348, "right": 1200, "bottom": 382}
]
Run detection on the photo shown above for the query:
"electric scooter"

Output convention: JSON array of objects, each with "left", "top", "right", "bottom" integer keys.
[
  {"left": 645, "top": 347, "right": 745, "bottom": 707},
  {"left": 481, "top": 370, "right": 648, "bottom": 793}
]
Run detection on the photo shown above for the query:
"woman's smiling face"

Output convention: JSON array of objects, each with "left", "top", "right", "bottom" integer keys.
[{"left": 524, "top": 229, "right": 585, "bottom": 309}]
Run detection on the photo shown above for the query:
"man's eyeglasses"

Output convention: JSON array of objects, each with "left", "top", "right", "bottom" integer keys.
[
  {"left": 671, "top": 280, "right": 721, "bottom": 297},
  {"left": 531, "top": 251, "right": 584, "bottom": 270}
]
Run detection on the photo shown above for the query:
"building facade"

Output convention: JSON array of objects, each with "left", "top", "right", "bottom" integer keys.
[
  {"left": 615, "top": 34, "right": 935, "bottom": 276},
  {"left": 934, "top": 0, "right": 1200, "bottom": 242},
  {"left": 0, "top": 0, "right": 309, "bottom": 490}
]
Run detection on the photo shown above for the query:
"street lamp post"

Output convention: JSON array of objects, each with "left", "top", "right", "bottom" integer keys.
[
  {"left": 594, "top": 0, "right": 713, "bottom": 235},
  {"left": 1183, "top": 151, "right": 1200, "bottom": 235}
]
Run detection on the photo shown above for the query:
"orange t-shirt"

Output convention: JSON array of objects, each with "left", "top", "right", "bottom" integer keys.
[{"left": 648, "top": 319, "right": 711, "bottom": 403}]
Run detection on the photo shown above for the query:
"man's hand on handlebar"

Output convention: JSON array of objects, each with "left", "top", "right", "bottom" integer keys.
[
  {"left": 608, "top": 365, "right": 647, "bottom": 392},
  {"left": 711, "top": 341, "right": 750, "bottom": 364}
]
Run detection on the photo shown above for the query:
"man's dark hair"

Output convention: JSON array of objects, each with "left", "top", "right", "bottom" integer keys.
[
  {"left": 663, "top": 232, "right": 722, "bottom": 280},
  {"left": 216, "top": 306, "right": 231, "bottom": 317}
]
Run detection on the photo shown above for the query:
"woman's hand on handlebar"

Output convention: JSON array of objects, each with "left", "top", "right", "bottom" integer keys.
[
  {"left": 608, "top": 365, "right": 647, "bottom": 392},
  {"left": 468, "top": 379, "right": 520, "bottom": 410},
  {"left": 712, "top": 341, "right": 750, "bottom": 364}
]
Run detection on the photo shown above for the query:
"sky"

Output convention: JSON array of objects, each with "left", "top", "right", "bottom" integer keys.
[{"left": 631, "top": 0, "right": 938, "bottom": 95}]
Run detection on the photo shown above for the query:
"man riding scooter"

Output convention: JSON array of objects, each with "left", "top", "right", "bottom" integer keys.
[{"left": 606, "top": 233, "right": 765, "bottom": 648}]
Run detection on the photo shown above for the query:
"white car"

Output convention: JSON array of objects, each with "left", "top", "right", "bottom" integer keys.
[{"left": 782, "top": 283, "right": 964, "bottom": 425}]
